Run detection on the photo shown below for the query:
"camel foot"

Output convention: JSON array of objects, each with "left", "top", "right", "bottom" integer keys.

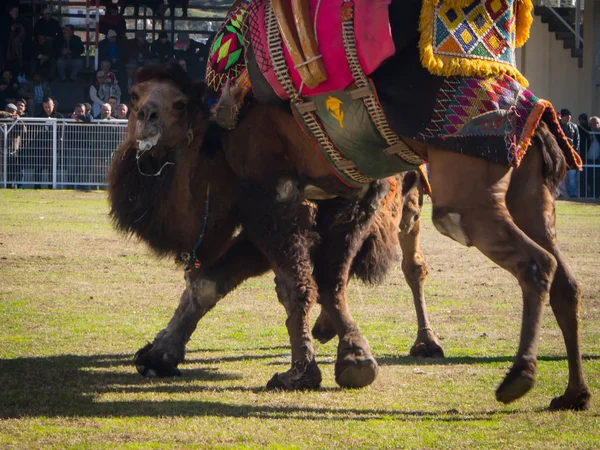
[
  {"left": 335, "top": 334, "right": 379, "bottom": 388},
  {"left": 409, "top": 329, "right": 444, "bottom": 358},
  {"left": 495, "top": 358, "right": 536, "bottom": 404},
  {"left": 549, "top": 389, "right": 592, "bottom": 411},
  {"left": 267, "top": 359, "right": 322, "bottom": 391},
  {"left": 134, "top": 342, "right": 183, "bottom": 378},
  {"left": 311, "top": 320, "right": 336, "bottom": 344}
]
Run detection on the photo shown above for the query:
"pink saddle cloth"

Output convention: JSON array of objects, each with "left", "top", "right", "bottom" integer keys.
[{"left": 248, "top": 0, "right": 395, "bottom": 99}]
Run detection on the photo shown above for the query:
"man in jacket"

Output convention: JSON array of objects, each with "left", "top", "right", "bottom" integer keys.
[
  {"left": 57, "top": 25, "right": 85, "bottom": 82},
  {"left": 19, "top": 72, "right": 53, "bottom": 116}
]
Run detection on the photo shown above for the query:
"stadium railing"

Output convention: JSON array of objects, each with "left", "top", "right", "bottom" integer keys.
[{"left": 1, "top": 118, "right": 127, "bottom": 190}]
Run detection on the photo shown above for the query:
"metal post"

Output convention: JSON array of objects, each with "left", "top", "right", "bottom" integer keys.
[
  {"left": 575, "top": 0, "right": 582, "bottom": 50},
  {"left": 2, "top": 124, "right": 7, "bottom": 189},
  {"left": 95, "top": 0, "right": 100, "bottom": 70},
  {"left": 52, "top": 120, "right": 57, "bottom": 189},
  {"left": 86, "top": 1, "right": 90, "bottom": 68}
]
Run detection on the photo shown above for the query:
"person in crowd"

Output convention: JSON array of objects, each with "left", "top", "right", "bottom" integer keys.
[
  {"left": 585, "top": 116, "right": 600, "bottom": 198},
  {"left": 3, "top": 101, "right": 24, "bottom": 187},
  {"left": 151, "top": 31, "right": 174, "bottom": 63},
  {"left": 558, "top": 108, "right": 580, "bottom": 198},
  {"left": 107, "top": 95, "right": 118, "bottom": 117},
  {"left": 0, "top": 6, "right": 20, "bottom": 70},
  {"left": 19, "top": 72, "right": 53, "bottom": 116},
  {"left": 33, "top": 8, "right": 61, "bottom": 53},
  {"left": 57, "top": 25, "right": 84, "bottom": 82},
  {"left": 126, "top": 30, "right": 151, "bottom": 66},
  {"left": 4, "top": 21, "right": 26, "bottom": 76},
  {"left": 98, "top": 30, "right": 125, "bottom": 72},
  {"left": 99, "top": 5, "right": 126, "bottom": 38},
  {"left": 2, "top": 69, "right": 19, "bottom": 91},
  {"left": 89, "top": 70, "right": 106, "bottom": 118},
  {"left": 0, "top": 79, "right": 11, "bottom": 110},
  {"left": 174, "top": 32, "right": 207, "bottom": 79},
  {"left": 116, "top": 103, "right": 128, "bottom": 120},
  {"left": 71, "top": 102, "right": 92, "bottom": 123},
  {"left": 84, "top": 102, "right": 92, "bottom": 115},
  {"left": 40, "top": 97, "right": 62, "bottom": 118},
  {"left": 16, "top": 97, "right": 27, "bottom": 117},
  {"left": 96, "top": 103, "right": 113, "bottom": 120},
  {"left": 99, "top": 72, "right": 121, "bottom": 105},
  {"left": 100, "top": 59, "right": 114, "bottom": 76},
  {"left": 1, "top": 70, "right": 18, "bottom": 106},
  {"left": 176, "top": 56, "right": 187, "bottom": 72},
  {"left": 30, "top": 34, "right": 56, "bottom": 80},
  {"left": 0, "top": 102, "right": 18, "bottom": 119}
]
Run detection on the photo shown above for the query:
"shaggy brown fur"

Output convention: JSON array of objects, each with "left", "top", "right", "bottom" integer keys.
[{"left": 108, "top": 63, "right": 439, "bottom": 391}]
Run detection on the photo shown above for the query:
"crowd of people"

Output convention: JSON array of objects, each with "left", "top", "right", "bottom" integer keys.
[
  {"left": 0, "top": 4, "right": 210, "bottom": 117},
  {"left": 558, "top": 109, "right": 600, "bottom": 199}
]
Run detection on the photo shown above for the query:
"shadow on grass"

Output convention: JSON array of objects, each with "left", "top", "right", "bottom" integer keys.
[
  {"left": 376, "top": 354, "right": 600, "bottom": 366},
  {"left": 2, "top": 352, "right": 596, "bottom": 420}
]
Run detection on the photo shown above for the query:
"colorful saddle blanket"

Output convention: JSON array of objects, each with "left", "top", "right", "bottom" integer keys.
[
  {"left": 206, "top": 0, "right": 394, "bottom": 99},
  {"left": 419, "top": 0, "right": 533, "bottom": 86}
]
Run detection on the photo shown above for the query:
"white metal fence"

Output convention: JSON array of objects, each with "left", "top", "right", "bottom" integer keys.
[
  {"left": 1, "top": 118, "right": 127, "bottom": 189},
  {"left": 1, "top": 118, "right": 599, "bottom": 198}
]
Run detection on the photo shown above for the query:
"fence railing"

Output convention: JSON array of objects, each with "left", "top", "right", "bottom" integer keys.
[
  {"left": 1, "top": 118, "right": 599, "bottom": 198},
  {"left": 1, "top": 118, "right": 127, "bottom": 190}
]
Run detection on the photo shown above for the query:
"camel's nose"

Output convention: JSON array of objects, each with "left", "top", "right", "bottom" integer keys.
[{"left": 137, "top": 102, "right": 159, "bottom": 123}]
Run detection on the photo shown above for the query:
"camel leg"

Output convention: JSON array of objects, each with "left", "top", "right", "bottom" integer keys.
[
  {"left": 400, "top": 186, "right": 444, "bottom": 358},
  {"left": 428, "top": 148, "right": 557, "bottom": 405},
  {"left": 507, "top": 145, "right": 591, "bottom": 410},
  {"left": 239, "top": 179, "right": 322, "bottom": 390},
  {"left": 134, "top": 236, "right": 271, "bottom": 377},
  {"left": 313, "top": 180, "right": 392, "bottom": 388}
]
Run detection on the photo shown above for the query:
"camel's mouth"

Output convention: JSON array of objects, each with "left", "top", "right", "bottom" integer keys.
[{"left": 136, "top": 133, "right": 162, "bottom": 152}]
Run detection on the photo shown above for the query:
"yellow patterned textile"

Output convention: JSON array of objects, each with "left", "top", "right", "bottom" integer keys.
[{"left": 419, "top": 0, "right": 533, "bottom": 86}]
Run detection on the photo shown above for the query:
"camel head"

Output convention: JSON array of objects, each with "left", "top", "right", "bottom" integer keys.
[{"left": 128, "top": 63, "right": 208, "bottom": 154}]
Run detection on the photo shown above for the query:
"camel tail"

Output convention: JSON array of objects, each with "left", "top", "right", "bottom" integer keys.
[{"left": 535, "top": 121, "right": 567, "bottom": 194}]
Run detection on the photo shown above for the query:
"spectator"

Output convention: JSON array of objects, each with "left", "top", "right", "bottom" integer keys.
[
  {"left": 151, "top": 31, "right": 174, "bottom": 63},
  {"left": 0, "top": 6, "right": 20, "bottom": 70},
  {"left": 84, "top": 102, "right": 92, "bottom": 115},
  {"left": 89, "top": 70, "right": 106, "bottom": 118},
  {"left": 16, "top": 97, "right": 27, "bottom": 117},
  {"left": 559, "top": 108, "right": 580, "bottom": 198},
  {"left": 99, "top": 5, "right": 126, "bottom": 38},
  {"left": 586, "top": 116, "right": 600, "bottom": 198},
  {"left": 2, "top": 69, "right": 19, "bottom": 91},
  {"left": 116, "top": 103, "right": 128, "bottom": 120},
  {"left": 107, "top": 95, "right": 118, "bottom": 117},
  {"left": 176, "top": 56, "right": 187, "bottom": 72},
  {"left": 40, "top": 97, "right": 63, "bottom": 118},
  {"left": 100, "top": 60, "right": 114, "bottom": 76},
  {"left": 57, "top": 25, "right": 84, "bottom": 82},
  {"left": 30, "top": 34, "right": 56, "bottom": 80},
  {"left": 98, "top": 30, "right": 125, "bottom": 72},
  {"left": 19, "top": 72, "right": 52, "bottom": 116},
  {"left": 0, "top": 102, "right": 18, "bottom": 119},
  {"left": 71, "top": 102, "right": 91, "bottom": 123},
  {"left": 174, "top": 32, "right": 208, "bottom": 79},
  {"left": 0, "top": 79, "right": 11, "bottom": 110},
  {"left": 99, "top": 72, "right": 121, "bottom": 105},
  {"left": 33, "top": 8, "right": 62, "bottom": 53},
  {"left": 126, "top": 30, "right": 151, "bottom": 66},
  {"left": 96, "top": 103, "right": 113, "bottom": 120},
  {"left": 3, "top": 102, "right": 24, "bottom": 187},
  {"left": 5, "top": 22, "right": 26, "bottom": 76}
]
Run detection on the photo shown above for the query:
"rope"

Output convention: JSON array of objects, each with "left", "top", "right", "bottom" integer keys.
[{"left": 176, "top": 183, "right": 211, "bottom": 272}]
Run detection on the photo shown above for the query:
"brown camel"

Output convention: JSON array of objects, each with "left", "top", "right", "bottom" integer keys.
[
  {"left": 108, "top": 64, "right": 442, "bottom": 391},
  {"left": 109, "top": 58, "right": 590, "bottom": 411}
]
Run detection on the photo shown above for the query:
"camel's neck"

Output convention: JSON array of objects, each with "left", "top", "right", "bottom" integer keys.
[{"left": 108, "top": 133, "right": 239, "bottom": 259}]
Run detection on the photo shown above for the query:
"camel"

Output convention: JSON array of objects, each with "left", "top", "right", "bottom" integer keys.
[
  {"left": 108, "top": 63, "right": 442, "bottom": 391},
  {"left": 109, "top": 0, "right": 592, "bottom": 410}
]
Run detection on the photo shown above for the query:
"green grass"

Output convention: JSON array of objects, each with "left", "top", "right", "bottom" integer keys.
[{"left": 1, "top": 190, "right": 599, "bottom": 449}]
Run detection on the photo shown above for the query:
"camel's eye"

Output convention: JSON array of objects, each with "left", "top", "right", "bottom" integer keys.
[{"left": 174, "top": 100, "right": 187, "bottom": 111}]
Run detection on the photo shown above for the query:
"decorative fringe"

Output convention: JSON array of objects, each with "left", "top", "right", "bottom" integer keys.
[
  {"left": 515, "top": 100, "right": 582, "bottom": 170},
  {"left": 419, "top": 0, "right": 530, "bottom": 87},
  {"left": 515, "top": 0, "right": 534, "bottom": 47}
]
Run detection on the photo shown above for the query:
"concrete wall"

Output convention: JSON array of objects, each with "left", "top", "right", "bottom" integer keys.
[{"left": 516, "top": 15, "right": 592, "bottom": 117}]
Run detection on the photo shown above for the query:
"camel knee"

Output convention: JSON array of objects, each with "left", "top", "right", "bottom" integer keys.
[
  {"left": 432, "top": 206, "right": 470, "bottom": 246},
  {"left": 402, "top": 254, "right": 428, "bottom": 284},
  {"left": 187, "top": 274, "right": 221, "bottom": 311},
  {"left": 550, "top": 269, "right": 582, "bottom": 310},
  {"left": 517, "top": 254, "right": 557, "bottom": 295}
]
